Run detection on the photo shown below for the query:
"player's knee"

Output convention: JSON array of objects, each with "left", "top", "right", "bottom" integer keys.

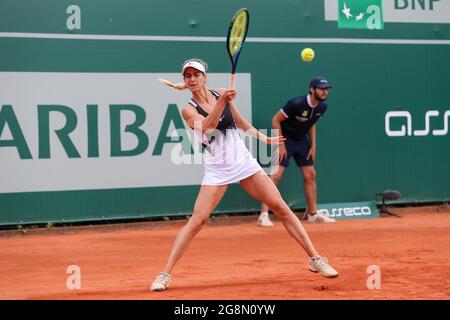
[
  {"left": 269, "top": 199, "right": 290, "bottom": 218},
  {"left": 188, "top": 213, "right": 209, "bottom": 233}
]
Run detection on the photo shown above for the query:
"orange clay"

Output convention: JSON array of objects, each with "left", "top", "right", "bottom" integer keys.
[{"left": 0, "top": 207, "right": 449, "bottom": 300}]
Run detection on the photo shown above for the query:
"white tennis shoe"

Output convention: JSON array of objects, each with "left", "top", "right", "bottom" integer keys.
[
  {"left": 150, "top": 272, "right": 171, "bottom": 292},
  {"left": 309, "top": 256, "right": 339, "bottom": 278},
  {"left": 257, "top": 212, "right": 274, "bottom": 227},
  {"left": 307, "top": 212, "right": 336, "bottom": 223}
]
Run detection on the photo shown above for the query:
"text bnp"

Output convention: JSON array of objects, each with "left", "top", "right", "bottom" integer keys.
[{"left": 395, "top": 0, "right": 441, "bottom": 10}]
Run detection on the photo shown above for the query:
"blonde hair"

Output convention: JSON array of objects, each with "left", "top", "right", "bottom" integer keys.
[
  {"left": 157, "top": 78, "right": 187, "bottom": 91},
  {"left": 158, "top": 58, "right": 208, "bottom": 91}
]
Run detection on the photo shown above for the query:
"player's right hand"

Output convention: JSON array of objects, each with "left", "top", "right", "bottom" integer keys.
[{"left": 219, "top": 89, "right": 237, "bottom": 103}]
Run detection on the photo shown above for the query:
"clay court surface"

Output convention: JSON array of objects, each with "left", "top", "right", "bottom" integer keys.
[{"left": 0, "top": 206, "right": 449, "bottom": 300}]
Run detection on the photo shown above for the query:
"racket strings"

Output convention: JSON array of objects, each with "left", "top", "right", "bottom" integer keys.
[{"left": 228, "top": 10, "right": 248, "bottom": 56}]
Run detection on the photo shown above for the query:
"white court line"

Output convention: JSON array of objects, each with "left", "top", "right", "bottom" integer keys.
[{"left": 0, "top": 32, "right": 449, "bottom": 45}]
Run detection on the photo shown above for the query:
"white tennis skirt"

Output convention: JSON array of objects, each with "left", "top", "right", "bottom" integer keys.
[{"left": 201, "top": 129, "right": 263, "bottom": 186}]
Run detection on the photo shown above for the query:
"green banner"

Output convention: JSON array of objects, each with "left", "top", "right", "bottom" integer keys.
[
  {"left": 0, "top": 0, "right": 448, "bottom": 226},
  {"left": 338, "top": 0, "right": 384, "bottom": 30},
  {"left": 317, "top": 201, "right": 380, "bottom": 220}
]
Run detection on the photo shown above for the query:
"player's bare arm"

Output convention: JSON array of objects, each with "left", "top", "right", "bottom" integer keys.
[
  {"left": 215, "top": 88, "right": 284, "bottom": 145},
  {"left": 181, "top": 89, "right": 236, "bottom": 132}
]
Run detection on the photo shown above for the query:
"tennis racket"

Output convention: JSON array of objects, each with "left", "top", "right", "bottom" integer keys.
[{"left": 226, "top": 8, "right": 250, "bottom": 89}]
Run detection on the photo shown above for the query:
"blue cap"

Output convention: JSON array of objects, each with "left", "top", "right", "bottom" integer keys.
[{"left": 310, "top": 76, "right": 332, "bottom": 89}]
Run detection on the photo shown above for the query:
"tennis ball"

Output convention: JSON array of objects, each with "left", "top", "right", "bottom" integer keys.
[{"left": 301, "top": 48, "right": 315, "bottom": 62}]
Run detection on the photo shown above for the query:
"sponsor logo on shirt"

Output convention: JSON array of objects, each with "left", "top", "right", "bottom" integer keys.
[{"left": 295, "top": 116, "right": 309, "bottom": 122}]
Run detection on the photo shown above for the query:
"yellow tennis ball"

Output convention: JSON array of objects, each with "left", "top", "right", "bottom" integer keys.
[{"left": 301, "top": 48, "right": 315, "bottom": 62}]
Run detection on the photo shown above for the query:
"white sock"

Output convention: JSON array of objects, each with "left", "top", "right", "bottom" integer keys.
[{"left": 260, "top": 212, "right": 269, "bottom": 216}]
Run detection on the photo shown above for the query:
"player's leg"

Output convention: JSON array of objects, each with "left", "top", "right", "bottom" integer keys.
[
  {"left": 258, "top": 165, "right": 286, "bottom": 227},
  {"left": 151, "top": 185, "right": 228, "bottom": 291},
  {"left": 245, "top": 171, "right": 317, "bottom": 256},
  {"left": 163, "top": 184, "right": 228, "bottom": 273},
  {"left": 240, "top": 171, "right": 338, "bottom": 277}
]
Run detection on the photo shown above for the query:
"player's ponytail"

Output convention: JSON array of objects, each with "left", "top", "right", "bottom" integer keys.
[{"left": 158, "top": 78, "right": 188, "bottom": 91}]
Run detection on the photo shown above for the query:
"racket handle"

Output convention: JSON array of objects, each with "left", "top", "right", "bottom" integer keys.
[{"left": 230, "top": 73, "right": 236, "bottom": 89}]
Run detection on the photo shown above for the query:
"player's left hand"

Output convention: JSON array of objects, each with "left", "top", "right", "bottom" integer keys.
[
  {"left": 307, "top": 147, "right": 316, "bottom": 161},
  {"left": 263, "top": 135, "right": 286, "bottom": 145}
]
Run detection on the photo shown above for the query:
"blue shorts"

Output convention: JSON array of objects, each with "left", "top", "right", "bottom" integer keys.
[{"left": 280, "top": 138, "right": 314, "bottom": 167}]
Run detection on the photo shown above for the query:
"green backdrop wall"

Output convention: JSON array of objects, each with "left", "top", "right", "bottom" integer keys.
[{"left": 1, "top": 0, "right": 449, "bottom": 225}]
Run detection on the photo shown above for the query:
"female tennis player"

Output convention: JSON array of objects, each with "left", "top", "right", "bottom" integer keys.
[{"left": 151, "top": 58, "right": 338, "bottom": 291}]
